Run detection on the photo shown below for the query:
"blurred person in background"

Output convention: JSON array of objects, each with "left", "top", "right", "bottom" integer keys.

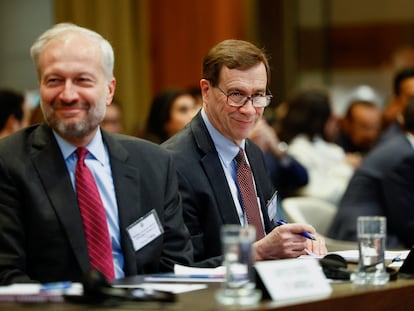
[
  {"left": 187, "top": 85, "right": 203, "bottom": 111},
  {"left": 380, "top": 67, "right": 414, "bottom": 142},
  {"left": 28, "top": 104, "right": 44, "bottom": 126},
  {"left": 249, "top": 117, "right": 308, "bottom": 200},
  {"left": 0, "top": 89, "right": 26, "bottom": 139},
  {"left": 101, "top": 100, "right": 124, "bottom": 134},
  {"left": 329, "top": 95, "right": 414, "bottom": 249},
  {"left": 142, "top": 88, "right": 197, "bottom": 143},
  {"left": 337, "top": 99, "right": 382, "bottom": 155},
  {"left": 278, "top": 89, "right": 357, "bottom": 205}
]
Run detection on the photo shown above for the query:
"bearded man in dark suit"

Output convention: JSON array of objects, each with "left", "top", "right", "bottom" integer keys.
[{"left": 0, "top": 23, "right": 192, "bottom": 284}]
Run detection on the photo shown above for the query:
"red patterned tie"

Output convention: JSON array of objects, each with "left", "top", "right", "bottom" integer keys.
[
  {"left": 235, "top": 148, "right": 265, "bottom": 240},
  {"left": 75, "top": 147, "right": 115, "bottom": 281}
]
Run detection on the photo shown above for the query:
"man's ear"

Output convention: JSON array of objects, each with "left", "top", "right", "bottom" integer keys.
[
  {"left": 106, "top": 78, "right": 116, "bottom": 106},
  {"left": 200, "top": 79, "right": 210, "bottom": 105}
]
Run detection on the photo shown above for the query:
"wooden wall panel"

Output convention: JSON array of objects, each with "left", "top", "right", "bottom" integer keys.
[
  {"left": 298, "top": 22, "right": 414, "bottom": 70},
  {"left": 149, "top": 0, "right": 246, "bottom": 95}
]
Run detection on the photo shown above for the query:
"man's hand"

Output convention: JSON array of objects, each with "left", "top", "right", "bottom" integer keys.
[{"left": 253, "top": 223, "right": 327, "bottom": 261}]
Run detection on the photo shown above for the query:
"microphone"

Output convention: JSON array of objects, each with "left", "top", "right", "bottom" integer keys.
[
  {"left": 65, "top": 270, "right": 175, "bottom": 305},
  {"left": 319, "top": 254, "right": 351, "bottom": 280}
]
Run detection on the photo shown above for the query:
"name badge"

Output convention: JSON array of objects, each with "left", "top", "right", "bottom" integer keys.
[
  {"left": 266, "top": 191, "right": 278, "bottom": 222},
  {"left": 127, "top": 209, "right": 164, "bottom": 251}
]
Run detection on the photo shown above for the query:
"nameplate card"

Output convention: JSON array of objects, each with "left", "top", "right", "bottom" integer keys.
[
  {"left": 127, "top": 209, "right": 164, "bottom": 252},
  {"left": 255, "top": 258, "right": 332, "bottom": 301}
]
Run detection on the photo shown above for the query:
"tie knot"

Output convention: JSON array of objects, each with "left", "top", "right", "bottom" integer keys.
[
  {"left": 235, "top": 148, "right": 245, "bottom": 166},
  {"left": 76, "top": 147, "right": 89, "bottom": 162}
]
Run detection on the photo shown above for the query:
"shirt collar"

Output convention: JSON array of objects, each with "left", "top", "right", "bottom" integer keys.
[
  {"left": 53, "top": 129, "right": 106, "bottom": 165},
  {"left": 201, "top": 108, "right": 246, "bottom": 168},
  {"left": 406, "top": 132, "right": 414, "bottom": 149}
]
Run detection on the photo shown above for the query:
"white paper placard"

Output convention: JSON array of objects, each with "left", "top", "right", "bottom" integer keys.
[{"left": 255, "top": 258, "right": 332, "bottom": 301}]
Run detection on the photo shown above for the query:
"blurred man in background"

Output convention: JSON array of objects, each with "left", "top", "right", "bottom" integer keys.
[
  {"left": 0, "top": 89, "right": 26, "bottom": 139},
  {"left": 337, "top": 99, "right": 382, "bottom": 155}
]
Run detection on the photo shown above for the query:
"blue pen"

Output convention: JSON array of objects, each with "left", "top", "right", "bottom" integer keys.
[
  {"left": 276, "top": 219, "right": 317, "bottom": 241},
  {"left": 40, "top": 281, "right": 72, "bottom": 292},
  {"left": 149, "top": 273, "right": 223, "bottom": 279},
  {"left": 392, "top": 254, "right": 403, "bottom": 262}
]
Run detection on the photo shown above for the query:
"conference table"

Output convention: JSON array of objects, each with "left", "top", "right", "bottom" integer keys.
[{"left": 1, "top": 275, "right": 414, "bottom": 310}]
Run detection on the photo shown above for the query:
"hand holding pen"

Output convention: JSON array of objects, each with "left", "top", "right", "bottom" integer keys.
[
  {"left": 253, "top": 219, "right": 326, "bottom": 260},
  {"left": 276, "top": 219, "right": 317, "bottom": 241}
]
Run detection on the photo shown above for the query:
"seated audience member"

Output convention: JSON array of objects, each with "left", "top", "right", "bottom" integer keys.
[
  {"left": 249, "top": 117, "right": 308, "bottom": 199},
  {"left": 380, "top": 67, "right": 414, "bottom": 143},
  {"left": 278, "top": 89, "right": 356, "bottom": 205},
  {"left": 143, "top": 88, "right": 197, "bottom": 143},
  {"left": 0, "top": 23, "right": 193, "bottom": 285},
  {"left": 0, "top": 89, "right": 26, "bottom": 138},
  {"left": 28, "top": 104, "right": 44, "bottom": 125},
  {"left": 336, "top": 99, "right": 382, "bottom": 155},
  {"left": 163, "top": 39, "right": 327, "bottom": 268},
  {"left": 187, "top": 85, "right": 203, "bottom": 111},
  {"left": 328, "top": 96, "right": 414, "bottom": 249},
  {"left": 101, "top": 100, "right": 124, "bottom": 134}
]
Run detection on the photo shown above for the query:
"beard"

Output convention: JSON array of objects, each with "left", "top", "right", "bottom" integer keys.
[{"left": 41, "top": 100, "right": 106, "bottom": 140}]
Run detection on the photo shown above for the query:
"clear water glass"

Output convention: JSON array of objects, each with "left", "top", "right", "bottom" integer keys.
[
  {"left": 351, "top": 216, "right": 389, "bottom": 285},
  {"left": 215, "top": 225, "right": 261, "bottom": 305}
]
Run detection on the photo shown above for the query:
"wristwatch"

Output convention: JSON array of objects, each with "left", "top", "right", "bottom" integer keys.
[{"left": 277, "top": 141, "right": 288, "bottom": 154}]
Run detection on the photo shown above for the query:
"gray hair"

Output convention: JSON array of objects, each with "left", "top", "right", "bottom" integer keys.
[{"left": 30, "top": 23, "right": 114, "bottom": 81}]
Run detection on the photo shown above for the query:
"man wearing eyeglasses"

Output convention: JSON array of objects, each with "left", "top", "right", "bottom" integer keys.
[{"left": 162, "top": 39, "right": 327, "bottom": 267}]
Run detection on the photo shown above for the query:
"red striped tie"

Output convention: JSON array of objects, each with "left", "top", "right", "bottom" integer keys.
[
  {"left": 235, "top": 148, "right": 265, "bottom": 240},
  {"left": 75, "top": 147, "right": 115, "bottom": 281}
]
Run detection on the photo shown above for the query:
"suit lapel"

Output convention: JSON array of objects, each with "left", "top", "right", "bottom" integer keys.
[
  {"left": 192, "top": 114, "right": 273, "bottom": 232},
  {"left": 191, "top": 115, "right": 240, "bottom": 225},
  {"left": 102, "top": 132, "right": 140, "bottom": 275},
  {"left": 30, "top": 124, "right": 90, "bottom": 271}
]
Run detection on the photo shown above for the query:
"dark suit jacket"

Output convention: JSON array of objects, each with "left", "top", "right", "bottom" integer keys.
[
  {"left": 328, "top": 132, "right": 414, "bottom": 248},
  {"left": 263, "top": 152, "right": 308, "bottom": 200},
  {"left": 0, "top": 123, "right": 193, "bottom": 284},
  {"left": 162, "top": 112, "right": 275, "bottom": 267}
]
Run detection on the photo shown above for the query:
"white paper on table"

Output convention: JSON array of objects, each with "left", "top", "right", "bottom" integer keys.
[
  {"left": 333, "top": 250, "right": 409, "bottom": 263},
  {"left": 113, "top": 283, "right": 207, "bottom": 294},
  {"left": 173, "top": 264, "right": 225, "bottom": 276},
  {"left": 0, "top": 284, "right": 41, "bottom": 295},
  {"left": 142, "top": 264, "right": 225, "bottom": 283},
  {"left": 300, "top": 249, "right": 410, "bottom": 263}
]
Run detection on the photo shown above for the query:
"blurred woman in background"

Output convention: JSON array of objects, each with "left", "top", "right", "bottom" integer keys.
[
  {"left": 278, "top": 89, "right": 357, "bottom": 205},
  {"left": 142, "top": 88, "right": 197, "bottom": 143}
]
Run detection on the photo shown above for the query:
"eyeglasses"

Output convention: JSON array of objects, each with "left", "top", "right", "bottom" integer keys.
[{"left": 215, "top": 86, "right": 272, "bottom": 108}]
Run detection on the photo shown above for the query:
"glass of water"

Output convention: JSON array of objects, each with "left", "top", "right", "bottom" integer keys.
[
  {"left": 215, "top": 225, "right": 262, "bottom": 305},
  {"left": 351, "top": 216, "right": 389, "bottom": 285}
]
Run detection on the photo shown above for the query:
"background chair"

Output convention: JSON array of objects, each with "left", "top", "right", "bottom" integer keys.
[{"left": 281, "top": 196, "right": 357, "bottom": 251}]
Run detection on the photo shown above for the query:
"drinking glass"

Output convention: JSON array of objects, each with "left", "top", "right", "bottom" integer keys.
[
  {"left": 351, "top": 216, "right": 389, "bottom": 285},
  {"left": 215, "top": 225, "right": 261, "bottom": 305}
]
